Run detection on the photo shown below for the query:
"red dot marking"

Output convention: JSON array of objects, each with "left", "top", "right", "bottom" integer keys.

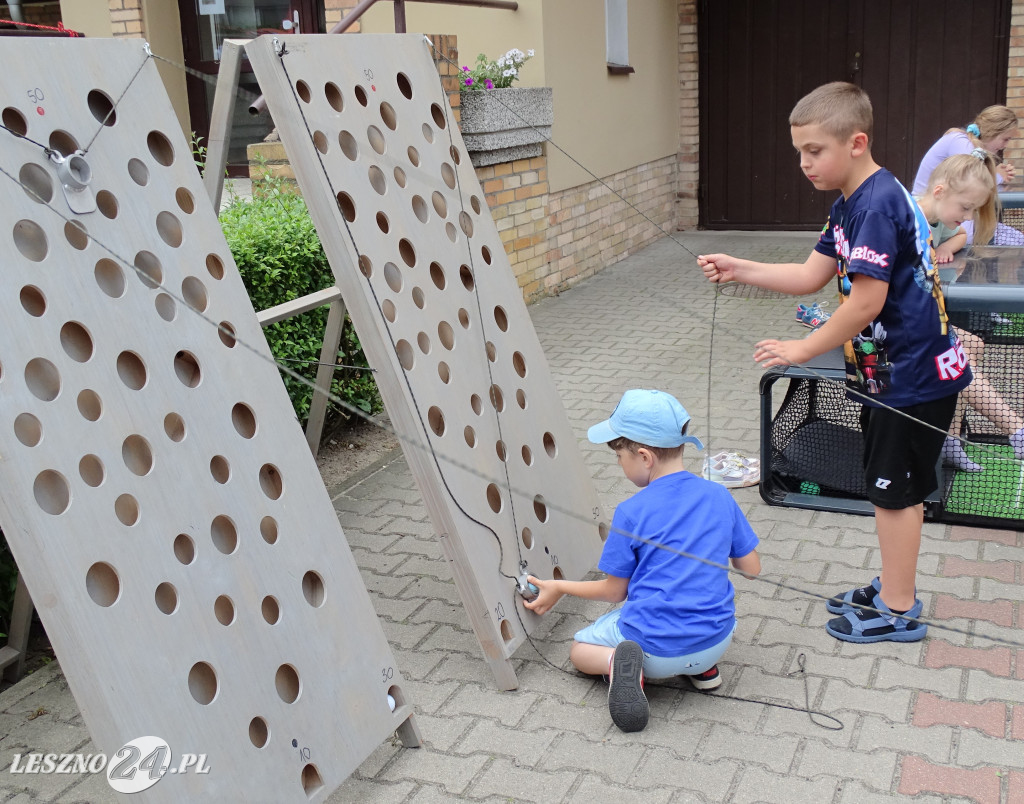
[
  {"left": 371, "top": 85, "right": 376, "bottom": 92},
  {"left": 36, "top": 107, "right": 45, "bottom": 116}
]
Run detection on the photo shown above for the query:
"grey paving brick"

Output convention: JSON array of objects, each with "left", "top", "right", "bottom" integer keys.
[
  {"left": 821, "top": 679, "right": 913, "bottom": 720},
  {"left": 956, "top": 729, "right": 1024, "bottom": 769},
  {"left": 630, "top": 749, "right": 738, "bottom": 799},
  {"left": 539, "top": 732, "right": 644, "bottom": 784},
  {"left": 520, "top": 695, "right": 617, "bottom": 737},
  {"left": 729, "top": 766, "right": 843, "bottom": 804},
  {"left": 759, "top": 701, "right": 853, "bottom": 747},
  {"left": 836, "top": 780, "right": 944, "bottom": 804},
  {"left": 327, "top": 777, "right": 416, "bottom": 803},
  {"left": 379, "top": 748, "right": 487, "bottom": 794},
  {"left": 796, "top": 742, "right": 898, "bottom": 786},
  {"left": 856, "top": 715, "right": 953, "bottom": 763},
  {"left": 698, "top": 724, "right": 799, "bottom": 772},
  {"left": 965, "top": 670, "right": 1024, "bottom": 704},
  {"left": 873, "top": 659, "right": 962, "bottom": 698},
  {"left": 469, "top": 756, "right": 578, "bottom": 802},
  {"left": 445, "top": 684, "right": 539, "bottom": 728},
  {"left": 565, "top": 778, "right": 678, "bottom": 804}
]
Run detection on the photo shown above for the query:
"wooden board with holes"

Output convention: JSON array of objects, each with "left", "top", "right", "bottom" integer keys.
[
  {"left": 245, "top": 34, "right": 605, "bottom": 690},
  {"left": 0, "top": 37, "right": 418, "bottom": 803}
]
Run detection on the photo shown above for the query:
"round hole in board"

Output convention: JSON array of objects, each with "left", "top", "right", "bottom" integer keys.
[
  {"left": 275, "top": 664, "right": 300, "bottom": 703},
  {"left": 188, "top": 661, "right": 218, "bottom": 705},
  {"left": 486, "top": 483, "right": 502, "bottom": 513},
  {"left": 396, "top": 72, "right": 413, "bottom": 99},
  {"left": 380, "top": 101, "right": 397, "bottom": 130},
  {"left": 88, "top": 89, "right": 116, "bottom": 126},
  {"left": 260, "top": 516, "right": 278, "bottom": 545},
  {"left": 34, "top": 469, "right": 69, "bottom": 515},
  {"left": 13, "top": 219, "right": 47, "bottom": 262},
  {"left": 86, "top": 562, "right": 120, "bottom": 607},
  {"left": 78, "top": 390, "right": 102, "bottom": 422},
  {"left": 25, "top": 357, "right": 60, "bottom": 402},
  {"left": 325, "top": 82, "right": 344, "bottom": 112},
  {"left": 211, "top": 515, "right": 238, "bottom": 554},
  {"left": 64, "top": 220, "right": 89, "bottom": 251},
  {"left": 338, "top": 130, "right": 358, "bottom": 160},
  {"left": 19, "top": 163, "right": 52, "bottom": 204},
  {"left": 115, "top": 352, "right": 146, "bottom": 391},
  {"left": 20, "top": 285, "right": 45, "bottom": 317},
  {"left": 155, "top": 583, "right": 178, "bottom": 615},
  {"left": 295, "top": 80, "right": 311, "bottom": 103},
  {"left": 427, "top": 406, "right": 445, "bottom": 437},
  {"left": 262, "top": 596, "right": 280, "bottom": 624},
  {"left": 174, "top": 533, "right": 195, "bottom": 565},
  {"left": 14, "top": 413, "right": 42, "bottom": 448},
  {"left": 147, "top": 130, "right": 174, "bottom": 166}
]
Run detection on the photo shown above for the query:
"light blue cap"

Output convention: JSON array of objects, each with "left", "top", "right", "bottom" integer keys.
[{"left": 587, "top": 389, "right": 704, "bottom": 450}]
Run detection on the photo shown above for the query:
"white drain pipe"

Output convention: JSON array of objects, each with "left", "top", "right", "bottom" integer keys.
[{"left": 7, "top": 1, "right": 25, "bottom": 22}]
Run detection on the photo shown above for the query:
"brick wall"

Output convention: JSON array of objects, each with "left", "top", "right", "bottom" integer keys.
[
  {"left": 21, "top": 2, "right": 63, "bottom": 27},
  {"left": 324, "top": 0, "right": 360, "bottom": 31},
  {"left": 1007, "top": 0, "right": 1024, "bottom": 171},
  {"left": 109, "top": 0, "right": 144, "bottom": 37},
  {"left": 677, "top": 0, "right": 698, "bottom": 230},
  {"left": 476, "top": 154, "right": 677, "bottom": 302}
]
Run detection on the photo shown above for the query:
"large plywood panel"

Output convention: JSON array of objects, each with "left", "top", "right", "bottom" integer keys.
[
  {"left": 0, "top": 37, "right": 417, "bottom": 803},
  {"left": 245, "top": 34, "right": 605, "bottom": 689}
]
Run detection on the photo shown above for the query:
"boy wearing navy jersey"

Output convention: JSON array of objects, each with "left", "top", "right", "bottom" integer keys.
[
  {"left": 699, "top": 82, "right": 973, "bottom": 644},
  {"left": 524, "top": 389, "right": 761, "bottom": 733}
]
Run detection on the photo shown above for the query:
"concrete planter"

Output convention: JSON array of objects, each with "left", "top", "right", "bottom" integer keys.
[{"left": 458, "top": 86, "right": 553, "bottom": 167}]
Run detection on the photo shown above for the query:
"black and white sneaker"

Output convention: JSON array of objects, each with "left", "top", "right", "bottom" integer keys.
[
  {"left": 687, "top": 665, "right": 722, "bottom": 691},
  {"left": 608, "top": 641, "right": 648, "bottom": 732}
]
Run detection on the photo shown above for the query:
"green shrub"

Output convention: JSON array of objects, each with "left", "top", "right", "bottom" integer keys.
[{"left": 219, "top": 178, "right": 380, "bottom": 424}]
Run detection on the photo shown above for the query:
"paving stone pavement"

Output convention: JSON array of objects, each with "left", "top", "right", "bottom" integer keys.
[{"left": 0, "top": 232, "right": 1022, "bottom": 803}]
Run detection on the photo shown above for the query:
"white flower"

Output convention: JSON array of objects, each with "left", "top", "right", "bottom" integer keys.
[
  {"left": 497, "top": 56, "right": 506, "bottom": 67},
  {"left": 527, "top": 49, "right": 535, "bottom": 57},
  {"left": 503, "top": 68, "right": 516, "bottom": 78}
]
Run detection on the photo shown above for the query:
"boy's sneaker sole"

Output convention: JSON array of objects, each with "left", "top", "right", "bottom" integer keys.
[
  {"left": 608, "top": 641, "right": 648, "bottom": 732},
  {"left": 687, "top": 665, "right": 722, "bottom": 691}
]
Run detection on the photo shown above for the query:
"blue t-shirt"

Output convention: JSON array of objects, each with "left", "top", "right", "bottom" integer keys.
[
  {"left": 598, "top": 471, "right": 759, "bottom": 656},
  {"left": 814, "top": 168, "right": 973, "bottom": 407}
]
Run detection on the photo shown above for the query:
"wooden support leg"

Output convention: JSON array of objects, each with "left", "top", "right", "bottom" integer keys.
[
  {"left": 1, "top": 575, "right": 34, "bottom": 683},
  {"left": 203, "top": 39, "right": 246, "bottom": 211},
  {"left": 305, "top": 297, "right": 348, "bottom": 455}
]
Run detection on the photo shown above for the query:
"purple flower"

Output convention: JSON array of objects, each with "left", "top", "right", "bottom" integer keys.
[
  {"left": 462, "top": 66, "right": 470, "bottom": 72},
  {"left": 464, "top": 77, "right": 473, "bottom": 86},
  {"left": 485, "top": 79, "right": 494, "bottom": 89}
]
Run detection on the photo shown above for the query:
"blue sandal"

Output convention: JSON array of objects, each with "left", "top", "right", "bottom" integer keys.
[
  {"left": 826, "top": 594, "right": 927, "bottom": 643},
  {"left": 825, "top": 576, "right": 881, "bottom": 615}
]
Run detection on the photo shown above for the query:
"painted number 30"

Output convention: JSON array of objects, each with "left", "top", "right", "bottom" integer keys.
[{"left": 106, "top": 736, "right": 171, "bottom": 794}]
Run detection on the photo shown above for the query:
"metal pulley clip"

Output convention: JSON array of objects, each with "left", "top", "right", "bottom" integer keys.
[{"left": 51, "top": 149, "right": 95, "bottom": 214}]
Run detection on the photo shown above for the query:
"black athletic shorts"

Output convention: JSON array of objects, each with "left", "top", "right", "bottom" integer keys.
[{"left": 859, "top": 393, "right": 958, "bottom": 509}]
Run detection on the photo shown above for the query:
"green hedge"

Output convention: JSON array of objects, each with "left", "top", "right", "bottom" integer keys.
[{"left": 219, "top": 182, "right": 380, "bottom": 424}]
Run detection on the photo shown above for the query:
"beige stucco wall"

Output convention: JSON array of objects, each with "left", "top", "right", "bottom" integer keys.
[
  {"left": 361, "top": 0, "right": 677, "bottom": 192},
  {"left": 141, "top": 0, "right": 189, "bottom": 137},
  {"left": 541, "top": 0, "right": 677, "bottom": 191},
  {"left": 359, "top": 0, "right": 545, "bottom": 88},
  {"left": 58, "top": 0, "right": 110, "bottom": 35}
]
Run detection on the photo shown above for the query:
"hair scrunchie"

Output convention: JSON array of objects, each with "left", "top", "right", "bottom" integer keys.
[
  {"left": 971, "top": 147, "right": 988, "bottom": 161},
  {"left": 967, "top": 123, "right": 981, "bottom": 136}
]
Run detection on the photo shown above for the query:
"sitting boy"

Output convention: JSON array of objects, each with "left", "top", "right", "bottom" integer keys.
[{"left": 524, "top": 389, "right": 761, "bottom": 733}]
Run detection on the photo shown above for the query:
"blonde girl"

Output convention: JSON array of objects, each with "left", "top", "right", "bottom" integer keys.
[{"left": 916, "top": 152, "right": 1024, "bottom": 472}]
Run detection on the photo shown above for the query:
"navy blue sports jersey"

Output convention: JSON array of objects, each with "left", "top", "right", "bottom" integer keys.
[{"left": 814, "top": 169, "right": 973, "bottom": 407}]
